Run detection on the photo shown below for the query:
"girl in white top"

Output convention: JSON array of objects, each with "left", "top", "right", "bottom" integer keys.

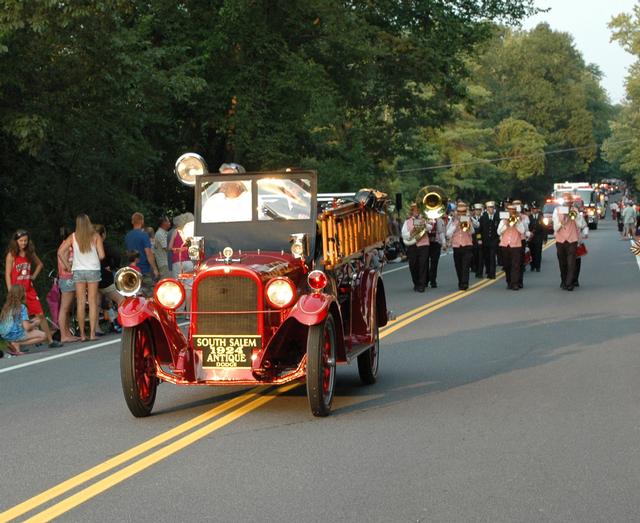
[{"left": 58, "top": 214, "right": 105, "bottom": 341}]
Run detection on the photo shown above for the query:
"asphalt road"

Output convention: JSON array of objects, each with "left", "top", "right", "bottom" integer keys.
[{"left": 1, "top": 216, "right": 640, "bottom": 522}]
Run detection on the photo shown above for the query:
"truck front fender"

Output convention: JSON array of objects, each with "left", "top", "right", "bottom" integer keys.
[
  {"left": 118, "top": 297, "right": 189, "bottom": 372},
  {"left": 289, "top": 292, "right": 335, "bottom": 326}
]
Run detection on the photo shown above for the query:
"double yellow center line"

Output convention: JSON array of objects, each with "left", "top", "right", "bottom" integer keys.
[
  {"left": 2, "top": 243, "right": 555, "bottom": 521},
  {"left": 0, "top": 385, "right": 296, "bottom": 522}
]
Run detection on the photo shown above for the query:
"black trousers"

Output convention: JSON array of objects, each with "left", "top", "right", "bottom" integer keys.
[
  {"left": 406, "top": 244, "right": 429, "bottom": 290},
  {"left": 453, "top": 246, "right": 473, "bottom": 289},
  {"left": 518, "top": 241, "right": 526, "bottom": 286},
  {"left": 530, "top": 240, "right": 544, "bottom": 270},
  {"left": 556, "top": 241, "right": 577, "bottom": 288},
  {"left": 501, "top": 246, "right": 522, "bottom": 289},
  {"left": 573, "top": 256, "right": 581, "bottom": 286},
  {"left": 472, "top": 243, "right": 483, "bottom": 276},
  {"left": 426, "top": 242, "right": 441, "bottom": 285},
  {"left": 483, "top": 242, "right": 498, "bottom": 278}
]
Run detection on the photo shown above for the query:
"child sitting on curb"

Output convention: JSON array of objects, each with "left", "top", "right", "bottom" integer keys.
[{"left": 0, "top": 284, "right": 47, "bottom": 355}]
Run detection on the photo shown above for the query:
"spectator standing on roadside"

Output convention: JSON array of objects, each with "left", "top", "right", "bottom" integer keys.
[
  {"left": 127, "top": 250, "right": 142, "bottom": 272},
  {"left": 154, "top": 216, "right": 172, "bottom": 279},
  {"left": 5, "top": 230, "right": 62, "bottom": 348},
  {"left": 56, "top": 231, "right": 79, "bottom": 343},
  {"left": 0, "top": 285, "right": 47, "bottom": 355},
  {"left": 95, "top": 225, "right": 123, "bottom": 333},
  {"left": 124, "top": 212, "right": 159, "bottom": 296},
  {"left": 58, "top": 214, "right": 105, "bottom": 341},
  {"left": 621, "top": 201, "right": 636, "bottom": 240},
  {"left": 168, "top": 212, "right": 195, "bottom": 278}
]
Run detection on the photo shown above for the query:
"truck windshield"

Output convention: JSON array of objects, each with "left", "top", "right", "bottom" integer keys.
[{"left": 257, "top": 178, "right": 312, "bottom": 221}]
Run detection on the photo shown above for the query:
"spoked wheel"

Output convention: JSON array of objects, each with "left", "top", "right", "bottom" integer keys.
[
  {"left": 357, "top": 318, "right": 379, "bottom": 385},
  {"left": 306, "top": 315, "right": 337, "bottom": 417},
  {"left": 121, "top": 322, "right": 157, "bottom": 417}
]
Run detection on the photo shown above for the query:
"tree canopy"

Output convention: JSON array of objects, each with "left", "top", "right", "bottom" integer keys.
[{"left": 0, "top": 0, "right": 622, "bottom": 294}]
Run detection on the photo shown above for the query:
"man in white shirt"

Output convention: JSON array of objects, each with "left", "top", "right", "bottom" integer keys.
[{"left": 201, "top": 163, "right": 252, "bottom": 223}]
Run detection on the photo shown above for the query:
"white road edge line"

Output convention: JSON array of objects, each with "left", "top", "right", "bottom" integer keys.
[{"left": 0, "top": 321, "right": 190, "bottom": 374}]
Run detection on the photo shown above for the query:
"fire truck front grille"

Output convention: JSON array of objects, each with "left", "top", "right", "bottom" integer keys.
[{"left": 195, "top": 275, "right": 258, "bottom": 335}]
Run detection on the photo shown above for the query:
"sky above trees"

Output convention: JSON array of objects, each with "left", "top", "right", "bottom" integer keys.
[{"left": 522, "top": 0, "right": 636, "bottom": 103}]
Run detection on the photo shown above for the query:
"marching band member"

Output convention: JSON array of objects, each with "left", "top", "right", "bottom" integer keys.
[
  {"left": 572, "top": 204, "right": 589, "bottom": 287},
  {"left": 472, "top": 203, "right": 484, "bottom": 278},
  {"left": 528, "top": 204, "right": 547, "bottom": 272},
  {"left": 479, "top": 201, "right": 500, "bottom": 279},
  {"left": 497, "top": 203, "right": 526, "bottom": 290},
  {"left": 426, "top": 214, "right": 446, "bottom": 288},
  {"left": 512, "top": 200, "right": 529, "bottom": 287},
  {"left": 553, "top": 193, "right": 587, "bottom": 291},
  {"left": 402, "top": 203, "right": 432, "bottom": 292},
  {"left": 446, "top": 202, "right": 475, "bottom": 290}
]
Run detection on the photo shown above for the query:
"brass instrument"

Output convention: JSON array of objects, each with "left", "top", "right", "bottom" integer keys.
[
  {"left": 410, "top": 217, "right": 427, "bottom": 240},
  {"left": 460, "top": 216, "right": 471, "bottom": 232},
  {"left": 416, "top": 185, "right": 448, "bottom": 220},
  {"left": 508, "top": 214, "right": 520, "bottom": 227},
  {"left": 569, "top": 209, "right": 578, "bottom": 220},
  {"left": 114, "top": 267, "right": 143, "bottom": 297}
]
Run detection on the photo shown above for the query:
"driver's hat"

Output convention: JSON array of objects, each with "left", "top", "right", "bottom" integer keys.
[{"left": 219, "top": 162, "right": 246, "bottom": 174}]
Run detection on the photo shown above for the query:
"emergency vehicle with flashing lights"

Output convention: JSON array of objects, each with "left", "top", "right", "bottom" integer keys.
[{"left": 114, "top": 153, "right": 389, "bottom": 418}]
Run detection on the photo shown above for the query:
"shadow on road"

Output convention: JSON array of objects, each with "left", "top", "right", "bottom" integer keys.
[{"left": 293, "top": 312, "right": 640, "bottom": 416}]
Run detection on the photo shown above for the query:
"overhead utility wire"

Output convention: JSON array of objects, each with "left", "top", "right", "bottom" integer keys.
[{"left": 396, "top": 138, "right": 635, "bottom": 174}]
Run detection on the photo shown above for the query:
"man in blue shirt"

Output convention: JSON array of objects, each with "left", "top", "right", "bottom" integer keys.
[{"left": 124, "top": 212, "right": 159, "bottom": 296}]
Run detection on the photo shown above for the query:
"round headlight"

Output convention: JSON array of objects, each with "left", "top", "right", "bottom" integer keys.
[
  {"left": 175, "top": 153, "right": 208, "bottom": 186},
  {"left": 223, "top": 246, "right": 234, "bottom": 259},
  {"left": 154, "top": 279, "right": 186, "bottom": 310},
  {"left": 265, "top": 278, "right": 296, "bottom": 309}
]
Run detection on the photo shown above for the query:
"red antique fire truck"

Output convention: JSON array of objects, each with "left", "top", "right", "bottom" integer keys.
[{"left": 115, "top": 153, "right": 389, "bottom": 417}]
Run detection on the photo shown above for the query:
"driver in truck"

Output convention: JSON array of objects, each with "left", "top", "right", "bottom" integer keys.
[{"left": 201, "top": 163, "right": 252, "bottom": 223}]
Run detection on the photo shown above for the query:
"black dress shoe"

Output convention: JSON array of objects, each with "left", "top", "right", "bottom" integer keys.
[
  {"left": 518, "top": 283, "right": 523, "bottom": 289},
  {"left": 417, "top": 286, "right": 426, "bottom": 292},
  {"left": 535, "top": 268, "right": 540, "bottom": 272},
  {"left": 414, "top": 286, "right": 419, "bottom": 292},
  {"left": 566, "top": 286, "right": 574, "bottom": 291},
  {"left": 560, "top": 283, "right": 567, "bottom": 289},
  {"left": 510, "top": 285, "right": 520, "bottom": 290},
  {"left": 430, "top": 282, "right": 437, "bottom": 288},
  {"left": 488, "top": 275, "right": 496, "bottom": 279},
  {"left": 459, "top": 285, "right": 468, "bottom": 291},
  {"left": 573, "top": 282, "right": 580, "bottom": 287}
]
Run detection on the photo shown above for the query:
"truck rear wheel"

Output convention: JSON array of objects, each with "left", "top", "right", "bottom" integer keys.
[
  {"left": 121, "top": 322, "right": 157, "bottom": 417},
  {"left": 357, "top": 321, "right": 379, "bottom": 385},
  {"left": 306, "top": 316, "right": 336, "bottom": 417}
]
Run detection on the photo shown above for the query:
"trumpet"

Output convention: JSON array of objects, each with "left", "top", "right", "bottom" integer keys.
[
  {"left": 459, "top": 215, "right": 471, "bottom": 232},
  {"left": 508, "top": 214, "right": 519, "bottom": 227},
  {"left": 569, "top": 209, "right": 578, "bottom": 220}
]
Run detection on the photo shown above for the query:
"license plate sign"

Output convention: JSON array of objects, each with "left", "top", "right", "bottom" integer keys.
[{"left": 195, "top": 335, "right": 260, "bottom": 368}]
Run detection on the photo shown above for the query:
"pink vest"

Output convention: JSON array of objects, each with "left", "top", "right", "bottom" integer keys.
[
  {"left": 500, "top": 226, "right": 522, "bottom": 248},
  {"left": 408, "top": 217, "right": 430, "bottom": 247},
  {"left": 451, "top": 222, "right": 473, "bottom": 248},
  {"left": 555, "top": 219, "right": 579, "bottom": 243}
]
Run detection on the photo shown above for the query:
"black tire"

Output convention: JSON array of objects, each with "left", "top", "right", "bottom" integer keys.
[
  {"left": 121, "top": 322, "right": 157, "bottom": 417},
  {"left": 306, "top": 315, "right": 337, "bottom": 417},
  {"left": 358, "top": 321, "right": 379, "bottom": 385}
]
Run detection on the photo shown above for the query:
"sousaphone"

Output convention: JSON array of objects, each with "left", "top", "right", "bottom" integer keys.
[{"left": 416, "top": 185, "right": 448, "bottom": 219}]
